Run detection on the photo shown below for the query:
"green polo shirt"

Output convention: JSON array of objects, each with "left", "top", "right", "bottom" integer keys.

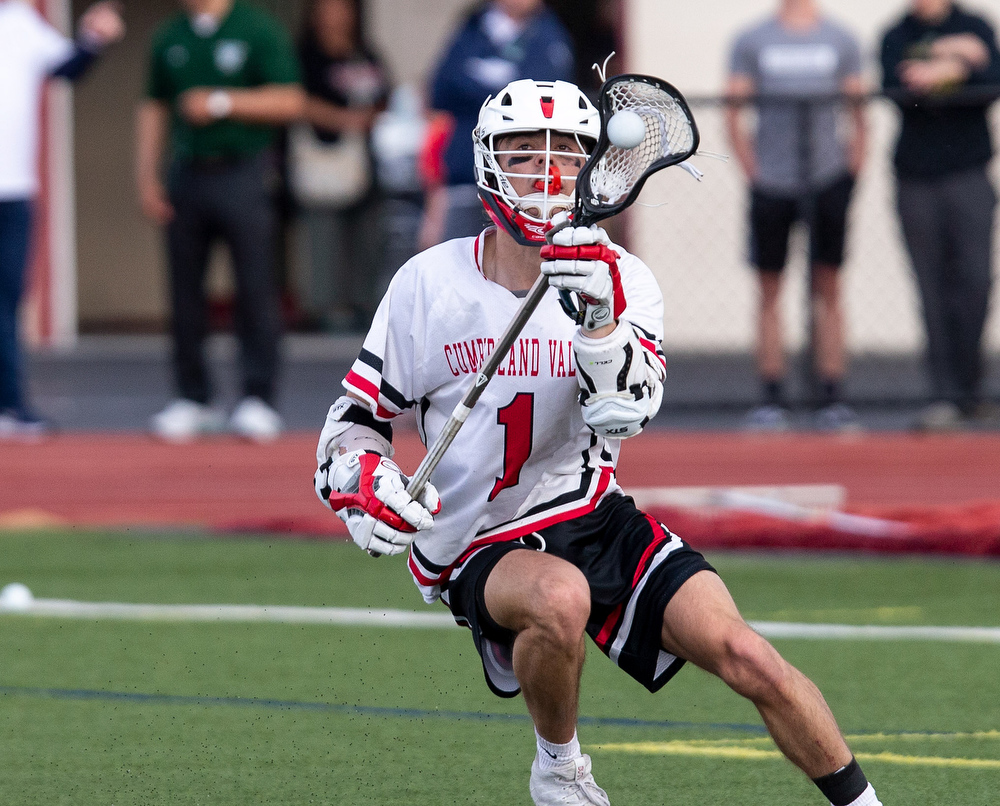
[{"left": 146, "top": 1, "right": 300, "bottom": 162}]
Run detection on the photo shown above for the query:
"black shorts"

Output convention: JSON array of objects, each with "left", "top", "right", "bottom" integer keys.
[
  {"left": 440, "top": 494, "right": 716, "bottom": 698},
  {"left": 750, "top": 172, "right": 855, "bottom": 271}
]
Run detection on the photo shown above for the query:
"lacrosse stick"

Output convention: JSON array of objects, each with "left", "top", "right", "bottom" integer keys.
[{"left": 369, "top": 75, "right": 700, "bottom": 556}]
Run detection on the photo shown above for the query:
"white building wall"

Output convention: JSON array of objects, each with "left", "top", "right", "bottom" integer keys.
[{"left": 626, "top": 0, "right": 1000, "bottom": 354}]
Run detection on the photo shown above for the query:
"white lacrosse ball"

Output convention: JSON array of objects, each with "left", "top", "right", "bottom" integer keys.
[
  {"left": 0, "top": 582, "right": 34, "bottom": 612},
  {"left": 606, "top": 110, "right": 645, "bottom": 149}
]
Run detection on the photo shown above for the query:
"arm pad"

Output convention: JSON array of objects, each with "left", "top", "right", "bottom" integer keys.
[
  {"left": 573, "top": 321, "right": 665, "bottom": 439},
  {"left": 316, "top": 396, "right": 394, "bottom": 465}
]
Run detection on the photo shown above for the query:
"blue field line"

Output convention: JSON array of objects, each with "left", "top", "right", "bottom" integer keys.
[{"left": 0, "top": 684, "right": 769, "bottom": 735}]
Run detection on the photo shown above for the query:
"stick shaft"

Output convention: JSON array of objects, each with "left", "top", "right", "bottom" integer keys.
[{"left": 406, "top": 273, "right": 549, "bottom": 499}]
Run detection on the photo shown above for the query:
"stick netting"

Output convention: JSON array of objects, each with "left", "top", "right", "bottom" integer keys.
[{"left": 584, "top": 79, "right": 697, "bottom": 212}]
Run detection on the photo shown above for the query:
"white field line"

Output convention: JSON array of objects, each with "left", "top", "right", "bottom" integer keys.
[
  {"left": 14, "top": 599, "right": 456, "bottom": 628},
  {"left": 751, "top": 621, "right": 1000, "bottom": 644},
  {"left": 3, "top": 599, "right": 1000, "bottom": 643}
]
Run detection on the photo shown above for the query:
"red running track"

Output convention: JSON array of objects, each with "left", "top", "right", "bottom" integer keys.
[{"left": 2, "top": 431, "right": 999, "bottom": 553}]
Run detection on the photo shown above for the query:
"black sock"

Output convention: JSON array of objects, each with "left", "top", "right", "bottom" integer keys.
[
  {"left": 763, "top": 379, "right": 786, "bottom": 407},
  {"left": 812, "top": 757, "right": 868, "bottom": 805},
  {"left": 818, "top": 379, "right": 840, "bottom": 407}
]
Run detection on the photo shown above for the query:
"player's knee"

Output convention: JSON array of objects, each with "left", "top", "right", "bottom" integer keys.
[
  {"left": 716, "top": 627, "right": 791, "bottom": 701},
  {"left": 529, "top": 569, "right": 590, "bottom": 646}
]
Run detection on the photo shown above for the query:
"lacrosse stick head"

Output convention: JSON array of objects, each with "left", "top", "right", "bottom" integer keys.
[{"left": 574, "top": 74, "right": 700, "bottom": 226}]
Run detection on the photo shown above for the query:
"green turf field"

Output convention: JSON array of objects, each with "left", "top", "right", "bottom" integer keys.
[{"left": 2, "top": 530, "right": 998, "bottom": 804}]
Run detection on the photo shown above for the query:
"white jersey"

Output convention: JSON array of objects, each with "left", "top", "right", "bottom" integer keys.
[
  {"left": 343, "top": 228, "right": 666, "bottom": 602},
  {"left": 0, "top": 1, "right": 74, "bottom": 199}
]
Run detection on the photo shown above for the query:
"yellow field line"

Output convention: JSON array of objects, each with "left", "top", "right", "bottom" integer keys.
[
  {"left": 725, "top": 730, "right": 1000, "bottom": 746},
  {"left": 591, "top": 741, "right": 1000, "bottom": 769},
  {"left": 846, "top": 730, "right": 1000, "bottom": 742},
  {"left": 591, "top": 741, "right": 782, "bottom": 761}
]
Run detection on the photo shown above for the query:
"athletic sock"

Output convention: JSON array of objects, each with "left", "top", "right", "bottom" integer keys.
[
  {"left": 813, "top": 758, "right": 880, "bottom": 805},
  {"left": 841, "top": 784, "right": 883, "bottom": 805},
  {"left": 534, "top": 729, "right": 582, "bottom": 771},
  {"left": 762, "top": 379, "right": 786, "bottom": 408},
  {"left": 818, "top": 378, "right": 841, "bottom": 407}
]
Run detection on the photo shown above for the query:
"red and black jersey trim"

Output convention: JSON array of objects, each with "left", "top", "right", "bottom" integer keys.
[
  {"left": 338, "top": 401, "right": 394, "bottom": 442},
  {"left": 410, "top": 540, "right": 449, "bottom": 577},
  {"left": 345, "top": 348, "right": 415, "bottom": 415},
  {"left": 518, "top": 436, "right": 611, "bottom": 519},
  {"left": 407, "top": 463, "right": 615, "bottom": 590},
  {"left": 629, "top": 321, "right": 667, "bottom": 373}
]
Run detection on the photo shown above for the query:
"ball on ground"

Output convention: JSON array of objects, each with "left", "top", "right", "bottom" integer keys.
[
  {"left": 606, "top": 110, "right": 646, "bottom": 149},
  {"left": 0, "top": 582, "right": 34, "bottom": 612}
]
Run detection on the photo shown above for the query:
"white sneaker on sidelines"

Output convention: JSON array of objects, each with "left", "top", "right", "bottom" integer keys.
[
  {"left": 0, "top": 409, "right": 52, "bottom": 442},
  {"left": 742, "top": 404, "right": 791, "bottom": 432},
  {"left": 229, "top": 397, "right": 283, "bottom": 442},
  {"left": 814, "top": 403, "right": 862, "bottom": 433},
  {"left": 150, "top": 399, "right": 225, "bottom": 442},
  {"left": 529, "top": 755, "right": 610, "bottom": 806},
  {"left": 913, "top": 400, "right": 964, "bottom": 432}
]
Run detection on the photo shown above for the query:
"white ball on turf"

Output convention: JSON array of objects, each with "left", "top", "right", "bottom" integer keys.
[
  {"left": 606, "top": 110, "right": 645, "bottom": 149},
  {"left": 0, "top": 582, "right": 34, "bottom": 612}
]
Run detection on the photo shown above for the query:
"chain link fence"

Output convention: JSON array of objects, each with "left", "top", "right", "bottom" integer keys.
[{"left": 629, "top": 94, "right": 1000, "bottom": 409}]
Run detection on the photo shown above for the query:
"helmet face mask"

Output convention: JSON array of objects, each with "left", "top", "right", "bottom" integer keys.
[{"left": 474, "top": 80, "right": 600, "bottom": 245}]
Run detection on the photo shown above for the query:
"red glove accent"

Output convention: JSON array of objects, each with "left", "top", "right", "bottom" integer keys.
[
  {"left": 326, "top": 452, "right": 414, "bottom": 532},
  {"left": 538, "top": 242, "right": 626, "bottom": 319}
]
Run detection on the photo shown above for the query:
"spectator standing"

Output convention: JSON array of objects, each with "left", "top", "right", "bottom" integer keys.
[
  {"left": 292, "top": 0, "right": 391, "bottom": 334},
  {"left": 725, "top": 0, "right": 867, "bottom": 432},
  {"left": 418, "top": 0, "right": 574, "bottom": 249},
  {"left": 880, "top": 0, "right": 1000, "bottom": 431},
  {"left": 0, "top": 0, "right": 124, "bottom": 440},
  {"left": 137, "top": 0, "right": 305, "bottom": 442}
]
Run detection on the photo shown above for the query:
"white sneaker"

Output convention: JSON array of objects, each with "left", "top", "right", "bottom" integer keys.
[
  {"left": 813, "top": 403, "right": 862, "bottom": 433},
  {"left": 530, "top": 755, "right": 610, "bottom": 806},
  {"left": 0, "top": 409, "right": 51, "bottom": 442},
  {"left": 742, "top": 404, "right": 791, "bottom": 432},
  {"left": 229, "top": 396, "right": 283, "bottom": 442},
  {"left": 150, "top": 399, "right": 225, "bottom": 442},
  {"left": 913, "top": 400, "right": 964, "bottom": 432}
]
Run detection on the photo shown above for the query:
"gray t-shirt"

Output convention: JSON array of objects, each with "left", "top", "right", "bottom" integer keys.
[{"left": 729, "top": 16, "right": 862, "bottom": 193}]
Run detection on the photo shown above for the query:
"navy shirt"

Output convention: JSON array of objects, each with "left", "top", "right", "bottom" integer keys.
[
  {"left": 428, "top": 6, "right": 574, "bottom": 186},
  {"left": 880, "top": 4, "right": 1000, "bottom": 178}
]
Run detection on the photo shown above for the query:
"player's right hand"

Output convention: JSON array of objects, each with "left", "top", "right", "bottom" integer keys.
[
  {"left": 315, "top": 450, "right": 441, "bottom": 556},
  {"left": 540, "top": 224, "right": 626, "bottom": 331}
]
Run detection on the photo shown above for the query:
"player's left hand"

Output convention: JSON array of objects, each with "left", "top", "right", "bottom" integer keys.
[
  {"left": 78, "top": 1, "right": 125, "bottom": 50},
  {"left": 540, "top": 224, "right": 626, "bottom": 331},
  {"left": 315, "top": 450, "right": 441, "bottom": 556}
]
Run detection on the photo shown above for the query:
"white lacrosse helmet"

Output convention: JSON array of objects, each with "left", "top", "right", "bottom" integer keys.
[{"left": 474, "top": 79, "right": 600, "bottom": 244}]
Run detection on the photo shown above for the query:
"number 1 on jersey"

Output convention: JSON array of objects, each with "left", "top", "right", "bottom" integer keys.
[{"left": 489, "top": 393, "right": 534, "bottom": 501}]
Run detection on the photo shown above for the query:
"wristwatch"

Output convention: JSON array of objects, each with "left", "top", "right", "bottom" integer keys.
[{"left": 206, "top": 89, "right": 233, "bottom": 120}]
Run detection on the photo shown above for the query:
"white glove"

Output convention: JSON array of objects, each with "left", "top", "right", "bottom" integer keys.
[
  {"left": 315, "top": 450, "right": 441, "bottom": 556},
  {"left": 540, "top": 225, "right": 626, "bottom": 331}
]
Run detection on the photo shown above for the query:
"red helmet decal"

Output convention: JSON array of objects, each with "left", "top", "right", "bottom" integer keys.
[{"left": 539, "top": 96, "right": 555, "bottom": 118}]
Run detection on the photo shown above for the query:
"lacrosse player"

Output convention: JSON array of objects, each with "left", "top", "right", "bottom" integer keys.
[{"left": 314, "top": 78, "right": 882, "bottom": 806}]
